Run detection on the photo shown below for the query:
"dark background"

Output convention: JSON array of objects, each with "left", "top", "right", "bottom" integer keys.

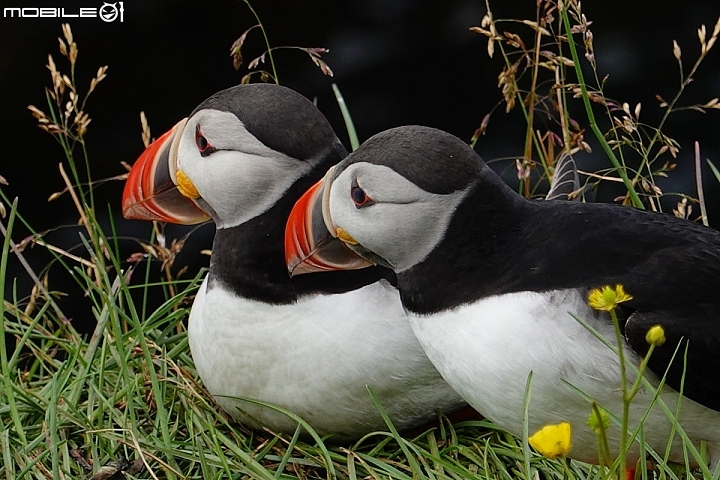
[{"left": 1, "top": 1, "right": 719, "bottom": 327}]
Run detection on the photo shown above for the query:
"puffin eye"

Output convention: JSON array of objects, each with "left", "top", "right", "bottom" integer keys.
[
  {"left": 195, "top": 125, "right": 217, "bottom": 157},
  {"left": 350, "top": 182, "right": 374, "bottom": 208}
]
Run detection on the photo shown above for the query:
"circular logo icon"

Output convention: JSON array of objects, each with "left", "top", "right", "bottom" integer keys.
[{"left": 99, "top": 3, "right": 118, "bottom": 22}]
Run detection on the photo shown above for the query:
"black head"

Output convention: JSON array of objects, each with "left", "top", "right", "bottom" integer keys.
[
  {"left": 191, "top": 83, "right": 346, "bottom": 163},
  {"left": 335, "top": 125, "right": 484, "bottom": 194}
]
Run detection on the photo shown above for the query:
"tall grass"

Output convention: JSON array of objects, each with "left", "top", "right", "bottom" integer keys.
[
  {"left": 1, "top": 1, "right": 719, "bottom": 478},
  {"left": 472, "top": 0, "right": 720, "bottom": 215}
]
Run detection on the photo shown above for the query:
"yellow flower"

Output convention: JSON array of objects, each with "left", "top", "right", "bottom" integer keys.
[
  {"left": 529, "top": 422, "right": 572, "bottom": 460},
  {"left": 587, "top": 284, "right": 633, "bottom": 311},
  {"left": 645, "top": 325, "right": 666, "bottom": 346}
]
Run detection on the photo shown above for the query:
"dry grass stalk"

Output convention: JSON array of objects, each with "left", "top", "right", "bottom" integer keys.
[
  {"left": 140, "top": 111, "right": 152, "bottom": 148},
  {"left": 468, "top": 0, "right": 719, "bottom": 216},
  {"left": 229, "top": 3, "right": 334, "bottom": 84}
]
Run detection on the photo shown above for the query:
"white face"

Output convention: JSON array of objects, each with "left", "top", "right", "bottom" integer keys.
[
  {"left": 176, "top": 109, "right": 320, "bottom": 229},
  {"left": 327, "top": 162, "right": 471, "bottom": 272}
]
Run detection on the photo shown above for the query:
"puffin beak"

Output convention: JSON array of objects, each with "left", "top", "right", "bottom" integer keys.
[
  {"left": 285, "top": 169, "right": 374, "bottom": 276},
  {"left": 122, "top": 118, "right": 210, "bottom": 224}
]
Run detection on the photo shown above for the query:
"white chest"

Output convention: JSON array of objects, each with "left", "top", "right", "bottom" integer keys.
[
  {"left": 409, "top": 289, "right": 720, "bottom": 464},
  {"left": 187, "top": 277, "right": 466, "bottom": 439}
]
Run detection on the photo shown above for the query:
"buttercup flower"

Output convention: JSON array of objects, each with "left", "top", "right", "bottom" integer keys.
[
  {"left": 588, "top": 284, "right": 633, "bottom": 311},
  {"left": 529, "top": 422, "right": 572, "bottom": 459},
  {"left": 645, "top": 324, "right": 666, "bottom": 346}
]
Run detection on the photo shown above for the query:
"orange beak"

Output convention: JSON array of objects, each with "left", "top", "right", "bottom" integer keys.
[
  {"left": 122, "top": 119, "right": 209, "bottom": 224},
  {"left": 285, "top": 172, "right": 373, "bottom": 276}
]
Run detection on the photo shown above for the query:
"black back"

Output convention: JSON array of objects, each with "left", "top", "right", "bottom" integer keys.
[{"left": 396, "top": 146, "right": 720, "bottom": 411}]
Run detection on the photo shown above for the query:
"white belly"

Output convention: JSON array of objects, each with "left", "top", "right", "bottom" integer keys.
[
  {"left": 188, "top": 277, "right": 465, "bottom": 440},
  {"left": 409, "top": 289, "right": 720, "bottom": 464}
]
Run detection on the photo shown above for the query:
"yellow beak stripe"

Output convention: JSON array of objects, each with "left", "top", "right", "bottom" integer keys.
[
  {"left": 335, "top": 227, "right": 358, "bottom": 245},
  {"left": 176, "top": 170, "right": 200, "bottom": 199}
]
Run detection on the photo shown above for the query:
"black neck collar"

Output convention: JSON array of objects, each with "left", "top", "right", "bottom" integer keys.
[
  {"left": 397, "top": 171, "right": 720, "bottom": 315},
  {"left": 208, "top": 148, "right": 395, "bottom": 305}
]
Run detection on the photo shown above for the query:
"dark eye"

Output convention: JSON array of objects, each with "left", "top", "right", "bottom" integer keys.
[
  {"left": 351, "top": 183, "right": 374, "bottom": 208},
  {"left": 195, "top": 125, "right": 217, "bottom": 157}
]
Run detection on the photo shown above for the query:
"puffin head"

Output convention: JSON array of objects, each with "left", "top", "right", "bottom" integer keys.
[
  {"left": 123, "top": 83, "right": 348, "bottom": 229},
  {"left": 285, "top": 125, "right": 483, "bottom": 275}
]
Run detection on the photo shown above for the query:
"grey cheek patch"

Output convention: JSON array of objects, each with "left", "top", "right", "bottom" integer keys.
[
  {"left": 329, "top": 163, "right": 472, "bottom": 273},
  {"left": 178, "top": 110, "right": 323, "bottom": 229}
]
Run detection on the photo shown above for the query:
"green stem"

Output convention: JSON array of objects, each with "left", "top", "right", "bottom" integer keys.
[
  {"left": 243, "top": 0, "right": 279, "bottom": 83},
  {"left": 522, "top": 4, "right": 544, "bottom": 198},
  {"left": 591, "top": 401, "right": 611, "bottom": 480},
  {"left": 484, "top": 0, "right": 549, "bottom": 177},
  {"left": 627, "top": 344, "right": 656, "bottom": 400},
  {"left": 609, "top": 308, "right": 629, "bottom": 476},
  {"left": 632, "top": 51, "right": 708, "bottom": 189},
  {"left": 560, "top": 6, "right": 644, "bottom": 209},
  {"left": 332, "top": 84, "right": 359, "bottom": 151},
  {"left": 521, "top": 371, "right": 534, "bottom": 479},
  {"left": 80, "top": 139, "right": 95, "bottom": 216},
  {"left": 0, "top": 200, "right": 28, "bottom": 444}
]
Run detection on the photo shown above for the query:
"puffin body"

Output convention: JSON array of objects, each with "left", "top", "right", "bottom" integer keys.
[
  {"left": 286, "top": 125, "right": 720, "bottom": 461},
  {"left": 190, "top": 275, "right": 443, "bottom": 437},
  {"left": 122, "top": 87, "right": 466, "bottom": 439},
  {"left": 409, "top": 289, "right": 718, "bottom": 464}
]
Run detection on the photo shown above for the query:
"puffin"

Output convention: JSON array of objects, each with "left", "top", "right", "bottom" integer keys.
[
  {"left": 122, "top": 86, "right": 468, "bottom": 440},
  {"left": 285, "top": 125, "right": 720, "bottom": 464}
]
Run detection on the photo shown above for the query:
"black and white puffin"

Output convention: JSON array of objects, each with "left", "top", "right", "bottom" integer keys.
[
  {"left": 122, "top": 87, "right": 467, "bottom": 440},
  {"left": 286, "top": 125, "right": 720, "bottom": 463}
]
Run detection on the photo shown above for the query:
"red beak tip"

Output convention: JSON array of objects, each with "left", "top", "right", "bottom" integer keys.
[{"left": 120, "top": 119, "right": 209, "bottom": 225}]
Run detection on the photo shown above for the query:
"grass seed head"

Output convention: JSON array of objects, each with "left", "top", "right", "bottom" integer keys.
[
  {"left": 672, "top": 39, "right": 682, "bottom": 61},
  {"left": 88, "top": 66, "right": 108, "bottom": 95},
  {"left": 74, "top": 111, "right": 91, "bottom": 137},
  {"left": 140, "top": 111, "right": 151, "bottom": 148}
]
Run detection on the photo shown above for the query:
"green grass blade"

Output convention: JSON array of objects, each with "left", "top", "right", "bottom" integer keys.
[
  {"left": 0, "top": 199, "right": 27, "bottom": 445},
  {"left": 707, "top": 159, "right": 720, "bottom": 184},
  {"left": 366, "top": 386, "right": 428, "bottom": 478},
  {"left": 332, "top": 84, "right": 360, "bottom": 151},
  {"left": 229, "top": 396, "right": 337, "bottom": 479},
  {"left": 275, "top": 424, "right": 303, "bottom": 478},
  {"left": 521, "top": 371, "right": 534, "bottom": 479},
  {"left": 559, "top": 6, "right": 643, "bottom": 209}
]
